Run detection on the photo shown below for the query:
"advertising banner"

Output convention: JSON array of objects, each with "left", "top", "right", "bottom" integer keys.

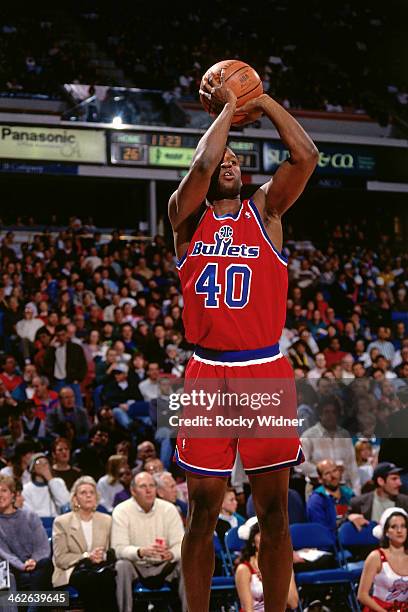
[
  {"left": 263, "top": 141, "right": 377, "bottom": 176},
  {"left": 0, "top": 125, "right": 106, "bottom": 163}
]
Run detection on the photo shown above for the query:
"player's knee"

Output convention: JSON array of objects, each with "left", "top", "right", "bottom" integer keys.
[
  {"left": 186, "top": 503, "right": 219, "bottom": 536},
  {"left": 257, "top": 499, "right": 289, "bottom": 536}
]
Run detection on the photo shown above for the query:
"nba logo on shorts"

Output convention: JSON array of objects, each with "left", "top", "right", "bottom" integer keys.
[{"left": 219, "top": 225, "right": 233, "bottom": 240}]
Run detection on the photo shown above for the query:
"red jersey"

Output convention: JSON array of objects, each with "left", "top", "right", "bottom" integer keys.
[{"left": 177, "top": 199, "right": 288, "bottom": 350}]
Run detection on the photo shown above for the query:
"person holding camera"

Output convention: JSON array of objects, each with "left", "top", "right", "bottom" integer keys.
[
  {"left": 23, "top": 453, "right": 70, "bottom": 517},
  {"left": 52, "top": 476, "right": 118, "bottom": 612}
]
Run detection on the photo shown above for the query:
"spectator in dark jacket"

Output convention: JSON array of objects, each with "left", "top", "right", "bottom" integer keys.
[
  {"left": 43, "top": 324, "right": 87, "bottom": 406},
  {"left": 72, "top": 425, "right": 112, "bottom": 481},
  {"left": 45, "top": 387, "right": 89, "bottom": 443},
  {"left": 101, "top": 363, "right": 143, "bottom": 430},
  {"left": 348, "top": 462, "right": 408, "bottom": 528}
]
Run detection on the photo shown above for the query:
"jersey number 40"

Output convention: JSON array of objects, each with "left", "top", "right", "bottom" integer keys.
[{"left": 195, "top": 263, "right": 252, "bottom": 309}]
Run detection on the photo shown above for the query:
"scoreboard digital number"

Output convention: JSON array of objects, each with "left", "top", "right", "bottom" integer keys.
[{"left": 110, "top": 132, "right": 260, "bottom": 172}]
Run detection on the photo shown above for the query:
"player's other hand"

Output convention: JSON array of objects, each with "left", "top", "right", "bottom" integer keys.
[
  {"left": 239, "top": 94, "right": 268, "bottom": 122},
  {"left": 200, "top": 69, "right": 237, "bottom": 111}
]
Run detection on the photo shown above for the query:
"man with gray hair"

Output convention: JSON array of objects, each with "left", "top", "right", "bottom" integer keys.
[
  {"left": 154, "top": 471, "right": 188, "bottom": 521},
  {"left": 112, "top": 471, "right": 185, "bottom": 612}
]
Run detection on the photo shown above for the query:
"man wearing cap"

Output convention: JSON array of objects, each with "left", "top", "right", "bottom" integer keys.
[
  {"left": 379, "top": 386, "right": 408, "bottom": 488},
  {"left": 348, "top": 462, "right": 408, "bottom": 528},
  {"left": 101, "top": 363, "right": 143, "bottom": 430}
]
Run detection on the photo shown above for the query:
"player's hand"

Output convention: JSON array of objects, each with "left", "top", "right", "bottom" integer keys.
[
  {"left": 238, "top": 94, "right": 268, "bottom": 122},
  {"left": 200, "top": 69, "right": 237, "bottom": 111}
]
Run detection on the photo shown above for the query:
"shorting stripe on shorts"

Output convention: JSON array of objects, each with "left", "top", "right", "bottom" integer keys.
[
  {"left": 244, "top": 445, "right": 304, "bottom": 475},
  {"left": 193, "top": 343, "right": 282, "bottom": 367},
  {"left": 174, "top": 446, "right": 232, "bottom": 477}
]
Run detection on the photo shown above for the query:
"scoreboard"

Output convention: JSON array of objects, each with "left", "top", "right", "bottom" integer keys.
[{"left": 110, "top": 131, "right": 260, "bottom": 172}]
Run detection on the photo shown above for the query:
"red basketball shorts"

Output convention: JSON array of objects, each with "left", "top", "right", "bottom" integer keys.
[{"left": 174, "top": 344, "right": 304, "bottom": 477}]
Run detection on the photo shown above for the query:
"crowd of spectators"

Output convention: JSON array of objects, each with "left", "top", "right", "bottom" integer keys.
[
  {"left": 0, "top": 2, "right": 406, "bottom": 121},
  {"left": 0, "top": 211, "right": 407, "bottom": 609}
]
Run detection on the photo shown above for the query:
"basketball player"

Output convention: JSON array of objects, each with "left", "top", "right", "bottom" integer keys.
[{"left": 168, "top": 70, "right": 318, "bottom": 612}]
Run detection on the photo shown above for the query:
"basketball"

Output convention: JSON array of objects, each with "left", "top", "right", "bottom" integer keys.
[{"left": 199, "top": 59, "right": 263, "bottom": 126}]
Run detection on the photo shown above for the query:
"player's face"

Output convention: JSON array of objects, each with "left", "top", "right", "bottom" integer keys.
[{"left": 214, "top": 149, "right": 242, "bottom": 200}]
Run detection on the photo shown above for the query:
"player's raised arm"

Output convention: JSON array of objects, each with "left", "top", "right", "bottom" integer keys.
[
  {"left": 168, "top": 70, "right": 237, "bottom": 230},
  {"left": 243, "top": 94, "right": 319, "bottom": 218}
]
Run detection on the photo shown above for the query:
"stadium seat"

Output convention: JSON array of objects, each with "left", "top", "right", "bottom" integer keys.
[
  {"left": 40, "top": 516, "right": 55, "bottom": 537},
  {"left": 128, "top": 401, "right": 151, "bottom": 419},
  {"left": 92, "top": 384, "right": 104, "bottom": 410},
  {"left": 337, "top": 520, "right": 379, "bottom": 580},
  {"left": 224, "top": 527, "right": 246, "bottom": 573},
  {"left": 133, "top": 581, "right": 172, "bottom": 606},
  {"left": 212, "top": 533, "right": 239, "bottom": 611},
  {"left": 290, "top": 523, "right": 360, "bottom": 611}
]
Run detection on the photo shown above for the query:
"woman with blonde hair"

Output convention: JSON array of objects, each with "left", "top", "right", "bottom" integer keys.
[
  {"left": 96, "top": 454, "right": 128, "bottom": 512},
  {"left": 52, "top": 476, "right": 117, "bottom": 612},
  {"left": 355, "top": 439, "right": 376, "bottom": 489}
]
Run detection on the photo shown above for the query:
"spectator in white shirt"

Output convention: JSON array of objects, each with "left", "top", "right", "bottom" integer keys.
[
  {"left": 97, "top": 455, "right": 128, "bottom": 512},
  {"left": 341, "top": 354, "right": 355, "bottom": 382},
  {"left": 23, "top": 453, "right": 70, "bottom": 517},
  {"left": 298, "top": 397, "right": 361, "bottom": 496},
  {"left": 139, "top": 363, "right": 160, "bottom": 401},
  {"left": 307, "top": 353, "right": 327, "bottom": 387},
  {"left": 367, "top": 326, "right": 395, "bottom": 363},
  {"left": 16, "top": 305, "right": 43, "bottom": 360},
  {"left": 112, "top": 471, "right": 185, "bottom": 612}
]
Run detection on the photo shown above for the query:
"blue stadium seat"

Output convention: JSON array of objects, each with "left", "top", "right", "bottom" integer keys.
[
  {"left": 213, "top": 533, "right": 233, "bottom": 578},
  {"left": 133, "top": 581, "right": 173, "bottom": 609},
  {"left": 212, "top": 533, "right": 238, "bottom": 610},
  {"left": 41, "top": 516, "right": 55, "bottom": 537},
  {"left": 224, "top": 527, "right": 246, "bottom": 573},
  {"left": 92, "top": 385, "right": 104, "bottom": 410},
  {"left": 337, "top": 520, "right": 379, "bottom": 581},
  {"left": 290, "top": 523, "right": 360, "bottom": 611},
  {"left": 128, "top": 401, "right": 151, "bottom": 419}
]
